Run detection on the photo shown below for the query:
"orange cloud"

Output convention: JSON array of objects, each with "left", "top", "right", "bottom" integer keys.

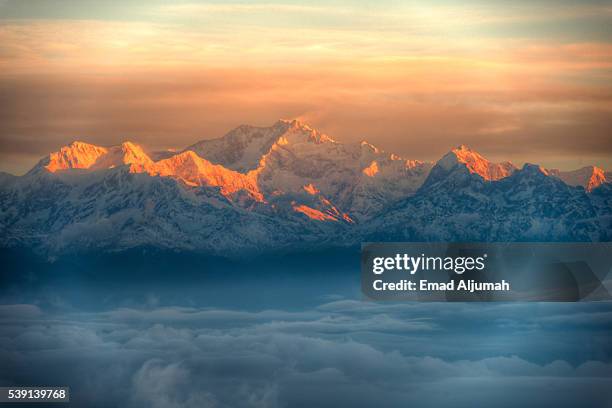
[{"left": 0, "top": 15, "right": 611, "bottom": 174}]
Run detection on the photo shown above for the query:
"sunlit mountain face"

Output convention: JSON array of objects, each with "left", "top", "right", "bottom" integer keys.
[{"left": 0, "top": 119, "right": 610, "bottom": 256}]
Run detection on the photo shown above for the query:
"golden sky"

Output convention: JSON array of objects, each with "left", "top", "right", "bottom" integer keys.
[{"left": 1, "top": 0, "right": 611, "bottom": 174}]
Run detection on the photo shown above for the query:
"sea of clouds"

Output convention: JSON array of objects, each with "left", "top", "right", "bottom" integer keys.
[{"left": 1, "top": 300, "right": 611, "bottom": 407}]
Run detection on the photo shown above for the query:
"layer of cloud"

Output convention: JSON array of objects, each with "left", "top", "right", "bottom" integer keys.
[{"left": 1, "top": 301, "right": 612, "bottom": 407}]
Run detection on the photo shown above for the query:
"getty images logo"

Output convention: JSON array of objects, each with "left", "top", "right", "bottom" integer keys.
[{"left": 372, "top": 253, "right": 488, "bottom": 275}]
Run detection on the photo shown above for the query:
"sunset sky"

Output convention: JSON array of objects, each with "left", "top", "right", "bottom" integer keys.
[{"left": 0, "top": 0, "right": 611, "bottom": 174}]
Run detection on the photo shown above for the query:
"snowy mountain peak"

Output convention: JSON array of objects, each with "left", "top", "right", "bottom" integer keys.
[
  {"left": 437, "top": 145, "right": 516, "bottom": 180},
  {"left": 40, "top": 140, "right": 153, "bottom": 173},
  {"left": 120, "top": 141, "right": 146, "bottom": 155},
  {"left": 521, "top": 163, "right": 551, "bottom": 176},
  {"left": 107, "top": 142, "right": 153, "bottom": 171},
  {"left": 551, "top": 166, "right": 608, "bottom": 192},
  {"left": 185, "top": 119, "right": 336, "bottom": 173},
  {"left": 150, "top": 150, "right": 263, "bottom": 202},
  {"left": 281, "top": 119, "right": 336, "bottom": 145},
  {"left": 43, "top": 141, "right": 108, "bottom": 172}
]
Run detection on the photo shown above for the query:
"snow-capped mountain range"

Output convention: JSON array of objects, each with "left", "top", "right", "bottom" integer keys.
[{"left": 0, "top": 119, "right": 610, "bottom": 255}]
